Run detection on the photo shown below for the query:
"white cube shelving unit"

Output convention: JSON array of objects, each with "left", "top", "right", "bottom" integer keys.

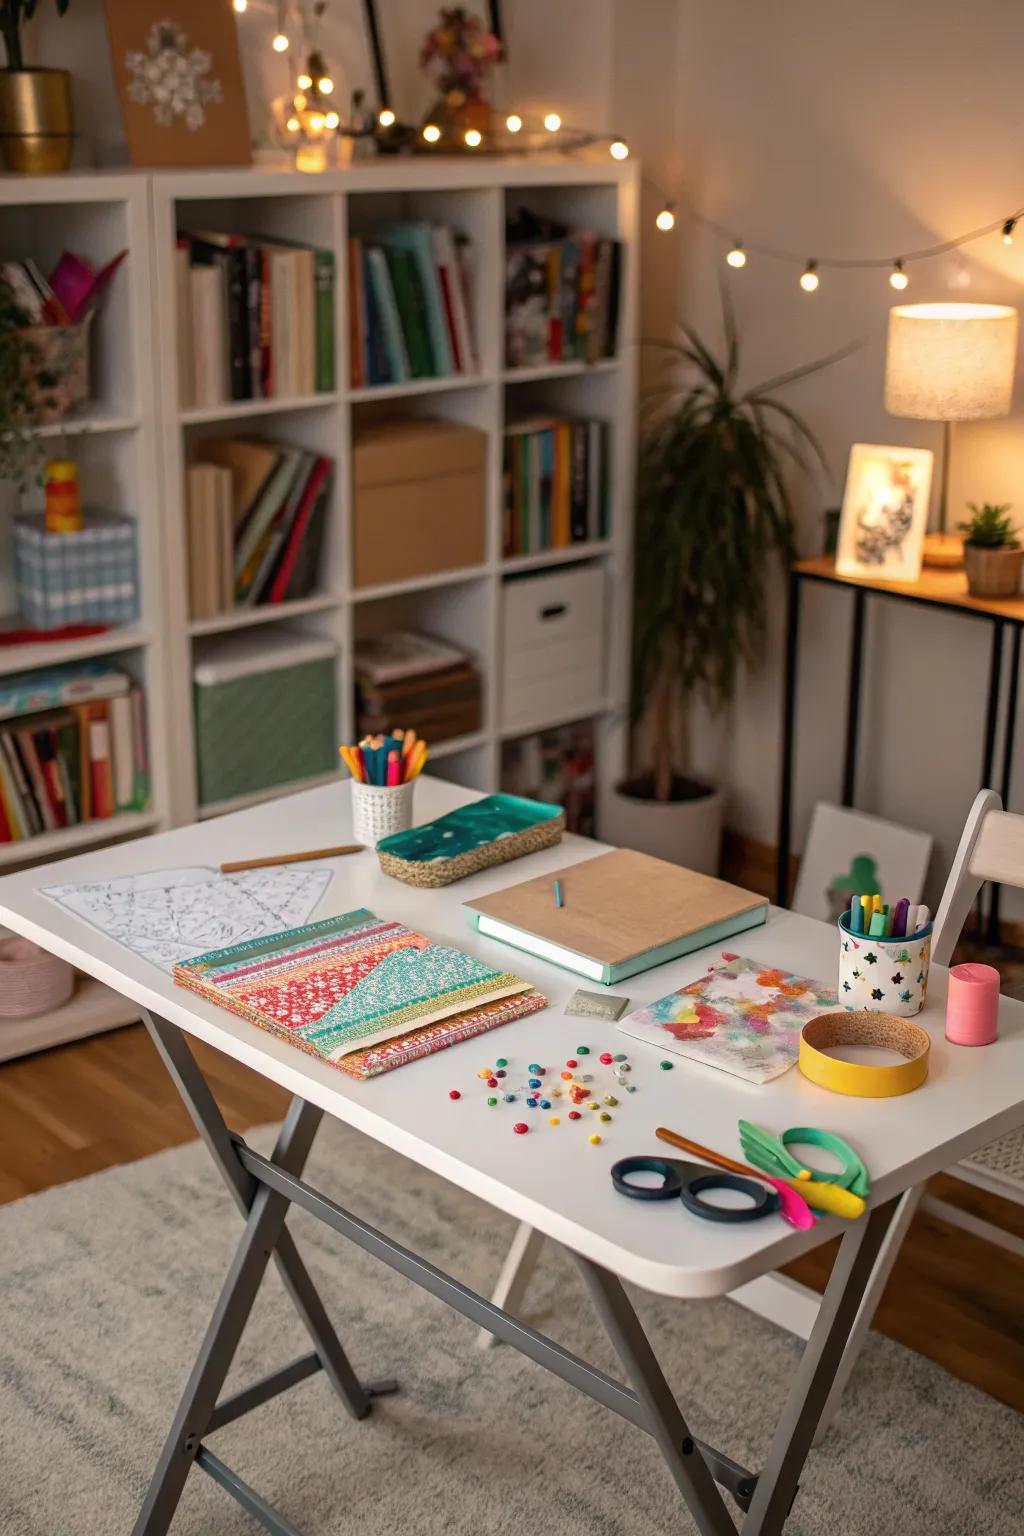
[{"left": 0, "top": 155, "right": 638, "bottom": 1055}]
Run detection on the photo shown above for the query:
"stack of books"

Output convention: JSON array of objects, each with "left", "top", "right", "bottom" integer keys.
[
  {"left": 502, "top": 416, "right": 609, "bottom": 556},
  {"left": 176, "top": 232, "right": 335, "bottom": 408},
  {"left": 0, "top": 664, "right": 148, "bottom": 843},
  {"left": 501, "top": 720, "right": 596, "bottom": 837},
  {"left": 505, "top": 222, "right": 622, "bottom": 370},
  {"left": 348, "top": 222, "right": 478, "bottom": 387},
  {"left": 354, "top": 630, "right": 481, "bottom": 744},
  {"left": 186, "top": 439, "right": 332, "bottom": 620},
  {"left": 15, "top": 512, "right": 138, "bottom": 628}
]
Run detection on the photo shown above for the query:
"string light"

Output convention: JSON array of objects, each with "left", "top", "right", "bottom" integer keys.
[
  {"left": 799, "top": 260, "right": 819, "bottom": 292},
  {"left": 1003, "top": 218, "right": 1016, "bottom": 246},
  {"left": 726, "top": 242, "right": 746, "bottom": 268},
  {"left": 464, "top": 127, "right": 482, "bottom": 147},
  {"left": 297, "top": 72, "right": 312, "bottom": 89},
  {"left": 422, "top": 123, "right": 441, "bottom": 143},
  {"left": 543, "top": 112, "right": 561, "bottom": 132},
  {"left": 318, "top": 76, "right": 334, "bottom": 94},
  {"left": 378, "top": 107, "right": 396, "bottom": 127},
  {"left": 655, "top": 202, "right": 676, "bottom": 232},
  {"left": 232, "top": 0, "right": 247, "bottom": 11},
  {"left": 505, "top": 113, "right": 522, "bottom": 133},
  {"left": 272, "top": 32, "right": 289, "bottom": 53},
  {"left": 609, "top": 139, "right": 629, "bottom": 160},
  {"left": 325, "top": 111, "right": 340, "bottom": 129},
  {"left": 286, "top": 115, "right": 300, "bottom": 132},
  {"left": 309, "top": 113, "right": 325, "bottom": 132},
  {"left": 889, "top": 259, "right": 909, "bottom": 290}
]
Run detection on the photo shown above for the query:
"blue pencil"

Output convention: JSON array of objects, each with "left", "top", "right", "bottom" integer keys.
[
  {"left": 554, "top": 879, "right": 564, "bottom": 908},
  {"left": 849, "top": 893, "right": 861, "bottom": 933}
]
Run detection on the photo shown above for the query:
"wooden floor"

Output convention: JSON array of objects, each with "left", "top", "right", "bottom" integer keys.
[{"left": 1, "top": 1021, "right": 1022, "bottom": 1414}]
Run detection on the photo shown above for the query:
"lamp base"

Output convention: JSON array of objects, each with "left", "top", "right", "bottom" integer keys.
[{"left": 922, "top": 530, "right": 965, "bottom": 570}]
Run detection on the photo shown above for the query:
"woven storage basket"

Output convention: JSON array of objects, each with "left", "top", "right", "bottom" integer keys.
[
  {"left": 0, "top": 937, "right": 74, "bottom": 1019},
  {"left": 352, "top": 780, "right": 415, "bottom": 847},
  {"left": 376, "top": 794, "right": 565, "bottom": 888}
]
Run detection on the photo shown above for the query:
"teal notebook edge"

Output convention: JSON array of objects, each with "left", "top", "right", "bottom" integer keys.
[{"left": 465, "top": 902, "right": 769, "bottom": 985}]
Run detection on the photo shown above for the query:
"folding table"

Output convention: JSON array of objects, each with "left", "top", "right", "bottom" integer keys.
[{"left": 1, "top": 777, "right": 1021, "bottom": 1536}]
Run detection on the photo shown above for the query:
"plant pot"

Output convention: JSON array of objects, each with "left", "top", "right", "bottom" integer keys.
[
  {"left": 963, "top": 542, "right": 1024, "bottom": 598},
  {"left": 599, "top": 776, "right": 725, "bottom": 874},
  {"left": 0, "top": 68, "right": 73, "bottom": 174}
]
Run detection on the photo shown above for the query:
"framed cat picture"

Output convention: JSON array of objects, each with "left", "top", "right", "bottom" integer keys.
[
  {"left": 104, "top": 1, "right": 251, "bottom": 167},
  {"left": 836, "top": 442, "right": 934, "bottom": 582}
]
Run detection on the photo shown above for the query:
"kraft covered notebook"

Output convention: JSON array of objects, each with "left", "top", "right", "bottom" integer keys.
[
  {"left": 619, "top": 953, "right": 838, "bottom": 1083},
  {"left": 174, "top": 907, "right": 546, "bottom": 1076},
  {"left": 464, "top": 849, "right": 768, "bottom": 985}
]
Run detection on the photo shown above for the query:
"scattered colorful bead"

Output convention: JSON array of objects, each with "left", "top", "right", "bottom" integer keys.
[
  {"left": 513, "top": 1122, "right": 528, "bottom": 1135},
  {"left": 528, "top": 1063, "right": 541, "bottom": 1073},
  {"left": 528, "top": 1077, "right": 542, "bottom": 1089},
  {"left": 496, "top": 1058, "right": 508, "bottom": 1068},
  {"left": 614, "top": 1053, "right": 627, "bottom": 1062},
  {"left": 539, "top": 1099, "right": 551, "bottom": 1109},
  {"left": 577, "top": 1045, "right": 590, "bottom": 1055},
  {"left": 600, "top": 1112, "right": 612, "bottom": 1122},
  {"left": 527, "top": 1097, "right": 538, "bottom": 1108},
  {"left": 659, "top": 1060, "right": 673, "bottom": 1070},
  {"left": 477, "top": 1068, "right": 492, "bottom": 1080},
  {"left": 504, "top": 1093, "right": 517, "bottom": 1103},
  {"left": 604, "top": 1095, "right": 618, "bottom": 1106},
  {"left": 495, "top": 1069, "right": 507, "bottom": 1078},
  {"left": 599, "top": 1052, "right": 614, "bottom": 1064},
  {"left": 568, "top": 1110, "right": 582, "bottom": 1121},
  {"left": 588, "top": 1134, "right": 602, "bottom": 1145},
  {"left": 487, "top": 1077, "right": 499, "bottom": 1087},
  {"left": 449, "top": 1090, "right": 461, "bottom": 1100},
  {"left": 565, "top": 1058, "right": 578, "bottom": 1069},
  {"left": 487, "top": 1097, "right": 497, "bottom": 1106},
  {"left": 548, "top": 1116, "right": 560, "bottom": 1126},
  {"left": 586, "top": 1100, "right": 599, "bottom": 1110}
]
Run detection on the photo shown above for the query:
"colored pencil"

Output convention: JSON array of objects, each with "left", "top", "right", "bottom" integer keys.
[{"left": 221, "top": 845, "right": 362, "bottom": 873}]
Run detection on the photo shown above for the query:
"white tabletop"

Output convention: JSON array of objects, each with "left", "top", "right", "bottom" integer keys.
[{"left": 1, "top": 777, "right": 1021, "bottom": 1299}]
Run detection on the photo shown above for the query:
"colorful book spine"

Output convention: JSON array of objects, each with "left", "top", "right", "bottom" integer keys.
[{"left": 314, "top": 248, "right": 335, "bottom": 393}]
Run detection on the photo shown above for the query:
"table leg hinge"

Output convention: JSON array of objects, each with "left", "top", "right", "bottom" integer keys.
[{"left": 692, "top": 1437, "right": 758, "bottom": 1512}]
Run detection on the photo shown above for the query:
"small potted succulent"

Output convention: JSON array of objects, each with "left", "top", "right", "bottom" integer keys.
[{"left": 958, "top": 502, "right": 1023, "bottom": 598}]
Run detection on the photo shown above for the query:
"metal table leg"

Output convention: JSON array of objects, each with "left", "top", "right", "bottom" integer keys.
[
  {"left": 776, "top": 570, "right": 802, "bottom": 907},
  {"left": 841, "top": 588, "right": 866, "bottom": 808},
  {"left": 988, "top": 623, "right": 1021, "bottom": 943}
]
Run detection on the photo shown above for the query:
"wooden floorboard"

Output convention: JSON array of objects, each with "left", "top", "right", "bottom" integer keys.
[{"left": 0, "top": 1021, "right": 1021, "bottom": 1413}]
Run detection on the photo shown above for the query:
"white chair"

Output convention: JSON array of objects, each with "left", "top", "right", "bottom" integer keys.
[{"left": 479, "top": 789, "right": 1024, "bottom": 1445}]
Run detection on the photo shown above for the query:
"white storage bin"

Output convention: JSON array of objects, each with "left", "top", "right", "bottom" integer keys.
[{"left": 501, "top": 565, "right": 605, "bottom": 732}]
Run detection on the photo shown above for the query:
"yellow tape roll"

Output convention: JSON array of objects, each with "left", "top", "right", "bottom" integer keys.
[{"left": 799, "top": 1011, "right": 930, "bottom": 1098}]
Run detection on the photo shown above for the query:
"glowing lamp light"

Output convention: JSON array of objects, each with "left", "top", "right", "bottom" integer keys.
[
  {"left": 297, "top": 72, "right": 312, "bottom": 90},
  {"left": 378, "top": 107, "right": 396, "bottom": 127},
  {"left": 655, "top": 203, "right": 676, "bottom": 232},
  {"left": 800, "top": 261, "right": 820, "bottom": 292},
  {"left": 726, "top": 243, "right": 746, "bottom": 268},
  {"left": 308, "top": 113, "right": 325, "bottom": 132},
  {"left": 422, "top": 123, "right": 441, "bottom": 143},
  {"left": 543, "top": 112, "right": 561, "bottom": 132},
  {"left": 505, "top": 113, "right": 522, "bottom": 133},
  {"left": 286, "top": 116, "right": 300, "bottom": 132},
  {"left": 609, "top": 139, "right": 629, "bottom": 160},
  {"left": 325, "top": 111, "right": 340, "bottom": 129},
  {"left": 889, "top": 260, "right": 909, "bottom": 291},
  {"left": 464, "top": 127, "right": 482, "bottom": 147},
  {"left": 318, "top": 76, "right": 334, "bottom": 94},
  {"left": 232, "top": 0, "right": 247, "bottom": 12},
  {"left": 272, "top": 32, "right": 289, "bottom": 53}
]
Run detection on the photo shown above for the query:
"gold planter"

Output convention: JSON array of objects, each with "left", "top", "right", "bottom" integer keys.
[
  {"left": 963, "top": 543, "right": 1024, "bottom": 599},
  {"left": 0, "top": 69, "right": 73, "bottom": 174}
]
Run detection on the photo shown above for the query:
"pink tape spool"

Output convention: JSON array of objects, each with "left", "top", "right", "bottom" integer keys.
[{"left": 945, "top": 962, "right": 1000, "bottom": 1046}]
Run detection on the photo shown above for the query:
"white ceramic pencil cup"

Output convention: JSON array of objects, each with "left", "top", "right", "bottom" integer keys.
[
  {"left": 351, "top": 779, "right": 415, "bottom": 847},
  {"left": 837, "top": 911, "right": 931, "bottom": 1018}
]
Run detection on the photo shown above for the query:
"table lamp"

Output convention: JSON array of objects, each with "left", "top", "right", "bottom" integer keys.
[{"left": 884, "top": 302, "right": 1019, "bottom": 566}]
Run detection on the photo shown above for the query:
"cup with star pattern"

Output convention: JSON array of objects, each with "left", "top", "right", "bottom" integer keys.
[{"left": 837, "top": 911, "right": 931, "bottom": 1018}]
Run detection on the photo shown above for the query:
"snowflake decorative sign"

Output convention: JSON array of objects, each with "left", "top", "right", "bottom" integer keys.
[{"left": 125, "top": 19, "right": 223, "bottom": 132}]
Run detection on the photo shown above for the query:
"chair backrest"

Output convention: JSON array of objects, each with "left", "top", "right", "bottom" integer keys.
[{"left": 930, "top": 789, "right": 1024, "bottom": 966}]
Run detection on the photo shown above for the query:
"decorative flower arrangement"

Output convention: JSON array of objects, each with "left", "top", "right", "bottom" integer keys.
[{"left": 420, "top": 6, "right": 503, "bottom": 132}]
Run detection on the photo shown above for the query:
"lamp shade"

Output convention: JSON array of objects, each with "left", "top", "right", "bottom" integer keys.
[{"left": 885, "top": 302, "right": 1018, "bottom": 421}]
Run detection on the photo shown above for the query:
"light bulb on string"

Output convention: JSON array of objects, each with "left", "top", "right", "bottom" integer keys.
[
  {"left": 464, "top": 127, "right": 482, "bottom": 147},
  {"left": 318, "top": 76, "right": 334, "bottom": 94},
  {"left": 422, "top": 123, "right": 441, "bottom": 143},
  {"left": 286, "top": 115, "right": 300, "bottom": 132},
  {"left": 325, "top": 111, "right": 339, "bottom": 129},
  {"left": 1003, "top": 218, "right": 1017, "bottom": 246},
  {"left": 272, "top": 32, "right": 289, "bottom": 53},
  {"left": 889, "top": 259, "right": 909, "bottom": 290},
  {"left": 543, "top": 112, "right": 561, "bottom": 132},
  {"left": 655, "top": 202, "right": 676, "bottom": 232},
  {"left": 799, "top": 260, "right": 819, "bottom": 292},
  {"left": 726, "top": 242, "right": 746, "bottom": 268},
  {"left": 232, "top": 0, "right": 247, "bottom": 11},
  {"left": 505, "top": 113, "right": 522, "bottom": 133},
  {"left": 297, "top": 72, "right": 312, "bottom": 89},
  {"left": 609, "top": 139, "right": 629, "bottom": 160},
  {"left": 378, "top": 107, "right": 396, "bottom": 128}
]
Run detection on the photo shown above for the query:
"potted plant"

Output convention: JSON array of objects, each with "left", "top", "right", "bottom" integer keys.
[
  {"left": 419, "top": 6, "right": 503, "bottom": 140},
  {"left": 958, "top": 502, "right": 1023, "bottom": 598},
  {"left": 602, "top": 292, "right": 851, "bottom": 872},
  {"left": 0, "top": 1, "right": 74, "bottom": 174}
]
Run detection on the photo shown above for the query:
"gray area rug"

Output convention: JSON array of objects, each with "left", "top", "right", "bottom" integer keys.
[{"left": 1, "top": 1119, "right": 1021, "bottom": 1536}]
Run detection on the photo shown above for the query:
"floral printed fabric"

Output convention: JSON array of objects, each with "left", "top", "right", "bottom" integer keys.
[
  {"left": 619, "top": 953, "right": 837, "bottom": 1084},
  {"left": 175, "top": 908, "right": 544, "bottom": 1075}
]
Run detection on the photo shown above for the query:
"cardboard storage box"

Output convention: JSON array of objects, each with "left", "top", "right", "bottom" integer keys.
[
  {"left": 501, "top": 565, "right": 605, "bottom": 732},
  {"left": 352, "top": 418, "right": 486, "bottom": 589},
  {"left": 193, "top": 631, "right": 338, "bottom": 807}
]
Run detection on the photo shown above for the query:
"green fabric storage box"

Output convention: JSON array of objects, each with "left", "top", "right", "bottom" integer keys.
[{"left": 193, "top": 632, "right": 338, "bottom": 807}]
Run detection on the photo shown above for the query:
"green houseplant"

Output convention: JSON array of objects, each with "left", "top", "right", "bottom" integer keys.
[
  {"left": 958, "top": 501, "right": 1023, "bottom": 598},
  {"left": 603, "top": 292, "right": 852, "bottom": 870},
  {"left": 0, "top": 0, "right": 75, "bottom": 173}
]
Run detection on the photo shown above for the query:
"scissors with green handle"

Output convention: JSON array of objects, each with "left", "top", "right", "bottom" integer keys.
[{"left": 738, "top": 1121, "right": 870, "bottom": 1218}]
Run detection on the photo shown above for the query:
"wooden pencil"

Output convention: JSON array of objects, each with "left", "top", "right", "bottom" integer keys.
[{"left": 220, "top": 844, "right": 363, "bottom": 874}]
